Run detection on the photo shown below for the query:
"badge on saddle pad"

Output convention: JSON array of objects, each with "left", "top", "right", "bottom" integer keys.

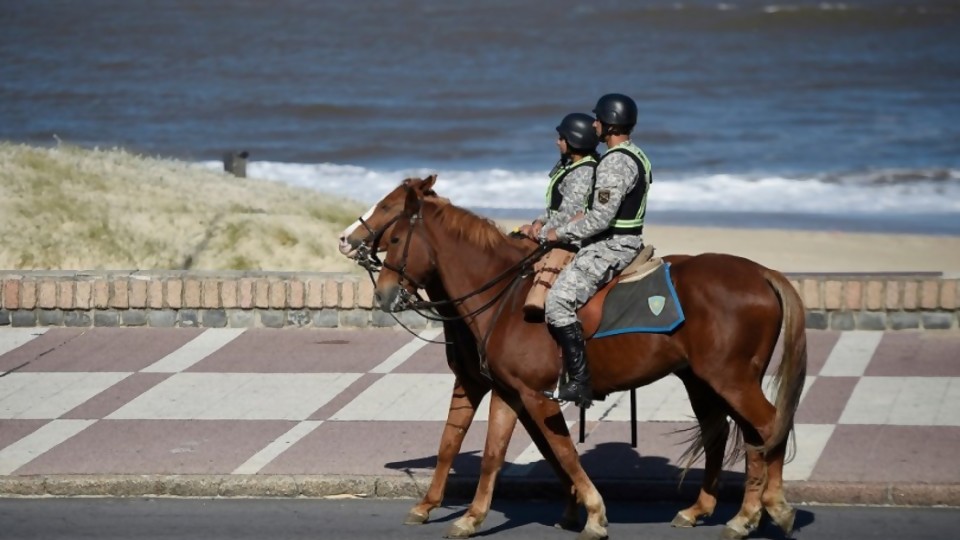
[
  {"left": 594, "top": 264, "right": 685, "bottom": 337},
  {"left": 648, "top": 295, "right": 666, "bottom": 316}
]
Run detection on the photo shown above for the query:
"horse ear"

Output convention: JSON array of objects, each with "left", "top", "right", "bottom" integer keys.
[
  {"left": 423, "top": 174, "right": 437, "bottom": 190},
  {"left": 404, "top": 182, "right": 423, "bottom": 215}
]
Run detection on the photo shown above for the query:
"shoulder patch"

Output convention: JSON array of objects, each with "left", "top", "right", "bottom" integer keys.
[{"left": 597, "top": 189, "right": 611, "bottom": 204}]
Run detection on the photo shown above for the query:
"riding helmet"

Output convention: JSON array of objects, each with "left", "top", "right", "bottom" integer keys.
[
  {"left": 556, "top": 112, "right": 600, "bottom": 153},
  {"left": 592, "top": 93, "right": 638, "bottom": 128}
]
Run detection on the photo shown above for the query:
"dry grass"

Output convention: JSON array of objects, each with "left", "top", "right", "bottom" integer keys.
[{"left": 0, "top": 142, "right": 366, "bottom": 272}]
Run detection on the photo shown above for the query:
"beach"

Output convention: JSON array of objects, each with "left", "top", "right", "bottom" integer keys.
[{"left": 497, "top": 220, "right": 960, "bottom": 274}]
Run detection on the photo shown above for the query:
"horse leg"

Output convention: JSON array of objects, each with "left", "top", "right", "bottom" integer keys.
[
  {"left": 760, "top": 436, "right": 795, "bottom": 534},
  {"left": 446, "top": 391, "right": 518, "bottom": 539},
  {"left": 711, "top": 385, "right": 777, "bottom": 540},
  {"left": 447, "top": 393, "right": 580, "bottom": 538},
  {"left": 518, "top": 389, "right": 607, "bottom": 540},
  {"left": 406, "top": 377, "right": 487, "bottom": 525},
  {"left": 671, "top": 372, "right": 730, "bottom": 528},
  {"left": 513, "top": 405, "right": 581, "bottom": 531}
]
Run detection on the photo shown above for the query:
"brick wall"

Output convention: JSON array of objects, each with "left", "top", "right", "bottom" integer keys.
[{"left": 1, "top": 271, "right": 958, "bottom": 331}]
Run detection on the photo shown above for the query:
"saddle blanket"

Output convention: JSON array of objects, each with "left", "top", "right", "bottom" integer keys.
[{"left": 594, "top": 263, "right": 685, "bottom": 338}]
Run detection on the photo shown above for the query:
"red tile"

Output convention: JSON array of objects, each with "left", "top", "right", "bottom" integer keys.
[
  {"left": 0, "top": 419, "right": 48, "bottom": 451},
  {"left": 0, "top": 329, "right": 86, "bottom": 373},
  {"left": 12, "top": 328, "right": 204, "bottom": 372},
  {"left": 866, "top": 333, "right": 960, "bottom": 377},
  {"left": 15, "top": 419, "right": 295, "bottom": 475},
  {"left": 188, "top": 329, "right": 414, "bottom": 373},
  {"left": 811, "top": 425, "right": 960, "bottom": 483}
]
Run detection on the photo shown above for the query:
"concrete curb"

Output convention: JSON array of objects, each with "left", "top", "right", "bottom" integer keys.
[{"left": 2, "top": 475, "right": 958, "bottom": 507}]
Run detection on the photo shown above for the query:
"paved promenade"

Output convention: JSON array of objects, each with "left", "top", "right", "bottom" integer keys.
[{"left": 1, "top": 326, "right": 958, "bottom": 505}]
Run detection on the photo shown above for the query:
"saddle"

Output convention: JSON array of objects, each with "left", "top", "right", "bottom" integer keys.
[{"left": 523, "top": 244, "right": 663, "bottom": 332}]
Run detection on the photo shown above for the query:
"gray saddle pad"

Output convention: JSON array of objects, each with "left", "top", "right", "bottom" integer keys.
[{"left": 594, "top": 263, "right": 685, "bottom": 338}]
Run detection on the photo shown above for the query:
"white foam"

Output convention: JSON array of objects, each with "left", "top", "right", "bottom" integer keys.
[{"left": 198, "top": 161, "right": 960, "bottom": 216}]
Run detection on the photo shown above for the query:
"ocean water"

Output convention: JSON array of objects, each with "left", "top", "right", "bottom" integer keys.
[{"left": 2, "top": 0, "right": 959, "bottom": 233}]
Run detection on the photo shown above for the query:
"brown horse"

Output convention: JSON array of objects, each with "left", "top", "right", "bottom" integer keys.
[
  {"left": 340, "top": 176, "right": 588, "bottom": 532},
  {"left": 365, "top": 179, "right": 807, "bottom": 540},
  {"left": 339, "top": 177, "right": 742, "bottom": 536}
]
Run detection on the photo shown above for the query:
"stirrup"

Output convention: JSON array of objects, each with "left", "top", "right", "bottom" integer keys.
[{"left": 542, "top": 386, "right": 592, "bottom": 408}]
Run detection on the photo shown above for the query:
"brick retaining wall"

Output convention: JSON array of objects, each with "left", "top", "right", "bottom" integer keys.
[{"left": 1, "top": 271, "right": 958, "bottom": 331}]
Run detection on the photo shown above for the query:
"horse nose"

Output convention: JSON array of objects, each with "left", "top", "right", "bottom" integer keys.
[
  {"left": 374, "top": 289, "right": 387, "bottom": 310},
  {"left": 374, "top": 287, "right": 397, "bottom": 312},
  {"left": 338, "top": 234, "right": 355, "bottom": 256}
]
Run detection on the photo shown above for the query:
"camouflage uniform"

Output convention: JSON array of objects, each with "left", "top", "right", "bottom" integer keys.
[
  {"left": 544, "top": 141, "right": 648, "bottom": 327},
  {"left": 535, "top": 157, "right": 596, "bottom": 244}
]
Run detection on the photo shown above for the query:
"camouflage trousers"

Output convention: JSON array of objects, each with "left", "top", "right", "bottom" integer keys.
[{"left": 544, "top": 235, "right": 644, "bottom": 327}]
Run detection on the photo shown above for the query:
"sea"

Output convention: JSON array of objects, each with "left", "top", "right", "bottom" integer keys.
[{"left": 2, "top": 0, "right": 959, "bottom": 234}]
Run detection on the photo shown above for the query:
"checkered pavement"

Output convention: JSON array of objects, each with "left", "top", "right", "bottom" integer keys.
[{"left": 1, "top": 327, "right": 958, "bottom": 488}]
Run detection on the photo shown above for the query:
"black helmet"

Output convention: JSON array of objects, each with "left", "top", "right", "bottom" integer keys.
[
  {"left": 556, "top": 112, "right": 599, "bottom": 153},
  {"left": 593, "top": 93, "right": 638, "bottom": 128}
]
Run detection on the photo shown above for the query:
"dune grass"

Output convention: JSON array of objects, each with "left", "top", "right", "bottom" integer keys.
[{"left": 0, "top": 142, "right": 366, "bottom": 272}]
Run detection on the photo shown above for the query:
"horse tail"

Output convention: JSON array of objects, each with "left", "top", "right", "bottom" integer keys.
[{"left": 762, "top": 268, "right": 808, "bottom": 456}]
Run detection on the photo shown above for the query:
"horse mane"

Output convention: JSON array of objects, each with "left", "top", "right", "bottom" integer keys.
[{"left": 426, "top": 200, "right": 508, "bottom": 252}]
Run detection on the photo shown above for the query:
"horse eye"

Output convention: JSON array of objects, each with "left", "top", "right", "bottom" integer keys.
[{"left": 390, "top": 237, "right": 399, "bottom": 244}]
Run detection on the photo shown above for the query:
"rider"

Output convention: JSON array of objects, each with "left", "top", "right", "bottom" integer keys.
[
  {"left": 519, "top": 112, "right": 599, "bottom": 242},
  {"left": 541, "top": 93, "right": 652, "bottom": 408}
]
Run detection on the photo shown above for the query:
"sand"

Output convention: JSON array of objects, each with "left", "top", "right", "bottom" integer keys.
[{"left": 497, "top": 221, "right": 960, "bottom": 274}]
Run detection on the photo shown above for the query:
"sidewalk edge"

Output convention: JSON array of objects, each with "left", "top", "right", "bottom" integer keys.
[{"left": 1, "top": 475, "right": 958, "bottom": 507}]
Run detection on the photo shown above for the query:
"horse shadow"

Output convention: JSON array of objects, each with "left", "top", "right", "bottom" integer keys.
[{"left": 384, "top": 441, "right": 814, "bottom": 539}]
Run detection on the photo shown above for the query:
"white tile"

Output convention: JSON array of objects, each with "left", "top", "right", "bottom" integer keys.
[
  {"left": 820, "top": 331, "right": 883, "bottom": 377},
  {"left": 887, "top": 377, "right": 947, "bottom": 426},
  {"left": 331, "top": 373, "right": 492, "bottom": 421},
  {"left": 369, "top": 328, "right": 443, "bottom": 373},
  {"left": 0, "top": 419, "right": 96, "bottom": 474},
  {"left": 107, "top": 373, "right": 360, "bottom": 420},
  {"left": 839, "top": 377, "right": 899, "bottom": 424},
  {"left": 232, "top": 420, "right": 324, "bottom": 474},
  {"left": 0, "top": 328, "right": 48, "bottom": 358},
  {"left": 0, "top": 372, "right": 130, "bottom": 419},
  {"left": 937, "top": 379, "right": 960, "bottom": 426},
  {"left": 141, "top": 328, "right": 246, "bottom": 373},
  {"left": 840, "top": 377, "right": 960, "bottom": 426},
  {"left": 783, "top": 424, "right": 835, "bottom": 481}
]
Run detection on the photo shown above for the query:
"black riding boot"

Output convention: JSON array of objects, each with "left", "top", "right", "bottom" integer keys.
[{"left": 543, "top": 322, "right": 592, "bottom": 408}]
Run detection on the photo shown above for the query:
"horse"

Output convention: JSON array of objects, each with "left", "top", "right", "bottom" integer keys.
[
  {"left": 339, "top": 177, "right": 807, "bottom": 539},
  {"left": 340, "top": 176, "right": 587, "bottom": 533}
]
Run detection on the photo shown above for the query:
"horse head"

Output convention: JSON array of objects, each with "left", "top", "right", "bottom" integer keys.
[
  {"left": 373, "top": 185, "right": 439, "bottom": 312},
  {"left": 338, "top": 174, "right": 440, "bottom": 263}
]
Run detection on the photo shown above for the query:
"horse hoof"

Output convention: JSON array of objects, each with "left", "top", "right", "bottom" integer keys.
[
  {"left": 770, "top": 506, "right": 796, "bottom": 534},
  {"left": 671, "top": 512, "right": 696, "bottom": 528},
  {"left": 720, "top": 524, "right": 749, "bottom": 540},
  {"left": 404, "top": 510, "right": 429, "bottom": 525},
  {"left": 445, "top": 521, "right": 475, "bottom": 539},
  {"left": 576, "top": 523, "right": 608, "bottom": 540}
]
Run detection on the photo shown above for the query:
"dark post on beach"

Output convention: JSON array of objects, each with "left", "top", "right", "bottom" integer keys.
[{"left": 223, "top": 151, "right": 249, "bottom": 178}]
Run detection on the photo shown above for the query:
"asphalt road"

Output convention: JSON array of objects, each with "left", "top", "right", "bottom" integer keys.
[{"left": 2, "top": 498, "right": 958, "bottom": 540}]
